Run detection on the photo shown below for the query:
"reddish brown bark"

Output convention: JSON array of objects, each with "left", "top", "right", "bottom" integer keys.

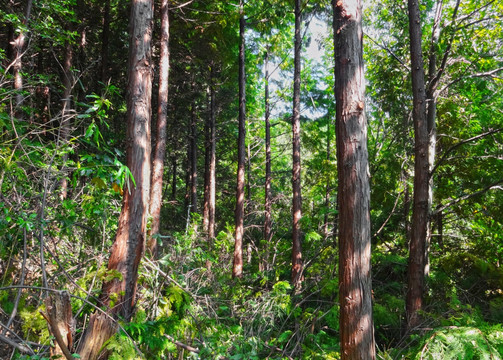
[
  {"left": 291, "top": 0, "right": 303, "bottom": 287},
  {"left": 76, "top": 0, "right": 153, "bottom": 357},
  {"left": 148, "top": 0, "right": 169, "bottom": 257},
  {"left": 406, "top": 0, "right": 429, "bottom": 330},
  {"left": 233, "top": 4, "right": 246, "bottom": 278},
  {"left": 333, "top": 0, "right": 376, "bottom": 359}
]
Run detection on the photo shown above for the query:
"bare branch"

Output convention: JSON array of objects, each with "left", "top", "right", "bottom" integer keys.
[
  {"left": 432, "top": 128, "right": 503, "bottom": 175},
  {"left": 364, "top": 32, "right": 410, "bottom": 71},
  {"left": 0, "top": 333, "right": 35, "bottom": 355},
  {"left": 164, "top": 334, "right": 200, "bottom": 353},
  {"left": 433, "top": 179, "right": 503, "bottom": 215}
]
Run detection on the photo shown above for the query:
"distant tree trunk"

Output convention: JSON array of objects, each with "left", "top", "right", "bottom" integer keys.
[
  {"left": 333, "top": 1, "right": 376, "bottom": 359},
  {"left": 263, "top": 48, "right": 272, "bottom": 272},
  {"left": 76, "top": 0, "right": 153, "bottom": 358},
  {"left": 203, "top": 89, "right": 211, "bottom": 232},
  {"left": 11, "top": 0, "right": 33, "bottom": 120},
  {"left": 323, "top": 123, "right": 331, "bottom": 240},
  {"left": 406, "top": 0, "right": 429, "bottom": 330},
  {"left": 207, "top": 69, "right": 216, "bottom": 239},
  {"left": 190, "top": 100, "right": 198, "bottom": 214},
  {"left": 148, "top": 0, "right": 169, "bottom": 257},
  {"left": 100, "top": 0, "right": 111, "bottom": 83},
  {"left": 171, "top": 153, "right": 177, "bottom": 201},
  {"left": 291, "top": 0, "right": 303, "bottom": 287},
  {"left": 59, "top": 38, "right": 74, "bottom": 200},
  {"left": 233, "top": 3, "right": 246, "bottom": 278}
]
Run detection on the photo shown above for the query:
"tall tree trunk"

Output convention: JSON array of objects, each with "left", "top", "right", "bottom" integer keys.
[
  {"left": 233, "top": 3, "right": 246, "bottom": 278},
  {"left": 333, "top": 1, "right": 376, "bottom": 359},
  {"left": 291, "top": 0, "right": 303, "bottom": 287},
  {"left": 263, "top": 48, "right": 272, "bottom": 272},
  {"left": 406, "top": 0, "right": 429, "bottom": 330},
  {"left": 148, "top": 0, "right": 169, "bottom": 257},
  {"left": 76, "top": 0, "right": 153, "bottom": 357}
]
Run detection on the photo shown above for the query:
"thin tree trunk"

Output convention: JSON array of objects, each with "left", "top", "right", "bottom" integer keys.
[
  {"left": 333, "top": 1, "right": 376, "bottom": 359},
  {"left": 406, "top": 0, "right": 429, "bottom": 330},
  {"left": 233, "top": 3, "right": 246, "bottom": 278},
  {"left": 208, "top": 69, "right": 216, "bottom": 239},
  {"left": 76, "top": 0, "right": 153, "bottom": 357},
  {"left": 190, "top": 100, "right": 198, "bottom": 214},
  {"left": 148, "top": 0, "right": 169, "bottom": 257},
  {"left": 171, "top": 153, "right": 177, "bottom": 201},
  {"left": 11, "top": 0, "right": 33, "bottom": 120},
  {"left": 59, "top": 38, "right": 74, "bottom": 200},
  {"left": 203, "top": 89, "right": 211, "bottom": 232},
  {"left": 291, "top": 0, "right": 303, "bottom": 287},
  {"left": 323, "top": 123, "right": 331, "bottom": 240},
  {"left": 264, "top": 48, "right": 272, "bottom": 272},
  {"left": 100, "top": 0, "right": 111, "bottom": 83}
]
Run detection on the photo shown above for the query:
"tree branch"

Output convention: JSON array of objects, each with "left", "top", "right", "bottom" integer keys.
[
  {"left": 164, "top": 334, "right": 200, "bottom": 353},
  {"left": 0, "top": 333, "right": 35, "bottom": 355},
  {"left": 432, "top": 128, "right": 503, "bottom": 175},
  {"left": 364, "top": 32, "right": 410, "bottom": 71},
  {"left": 439, "top": 67, "right": 503, "bottom": 94},
  {"left": 432, "top": 179, "right": 503, "bottom": 215}
]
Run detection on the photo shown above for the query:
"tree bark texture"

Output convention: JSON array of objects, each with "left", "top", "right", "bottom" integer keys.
[
  {"left": 76, "top": 0, "right": 153, "bottom": 357},
  {"left": 333, "top": 1, "right": 376, "bottom": 359},
  {"left": 406, "top": 0, "right": 429, "bottom": 330},
  {"left": 264, "top": 48, "right": 272, "bottom": 272},
  {"left": 291, "top": 0, "right": 303, "bottom": 287},
  {"left": 233, "top": 5, "right": 246, "bottom": 278},
  {"left": 148, "top": 0, "right": 169, "bottom": 257}
]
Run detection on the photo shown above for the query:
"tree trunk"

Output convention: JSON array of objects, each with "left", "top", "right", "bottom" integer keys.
[
  {"left": 323, "top": 122, "right": 331, "bottom": 240},
  {"left": 203, "top": 89, "right": 211, "bottom": 232},
  {"left": 291, "top": 0, "right": 303, "bottom": 287},
  {"left": 233, "top": 3, "right": 246, "bottom": 278},
  {"left": 148, "top": 0, "right": 169, "bottom": 257},
  {"left": 59, "top": 38, "right": 74, "bottom": 200},
  {"left": 333, "top": 1, "right": 376, "bottom": 359},
  {"left": 208, "top": 70, "right": 216, "bottom": 240},
  {"left": 11, "top": 0, "right": 33, "bottom": 120},
  {"left": 171, "top": 154, "right": 177, "bottom": 201},
  {"left": 406, "top": 0, "right": 429, "bottom": 330},
  {"left": 264, "top": 48, "right": 272, "bottom": 272},
  {"left": 76, "top": 0, "right": 153, "bottom": 357},
  {"left": 100, "top": 0, "right": 111, "bottom": 83},
  {"left": 190, "top": 99, "right": 198, "bottom": 214}
]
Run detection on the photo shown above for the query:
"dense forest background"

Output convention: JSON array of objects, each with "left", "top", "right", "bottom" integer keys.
[{"left": 1, "top": 0, "right": 503, "bottom": 359}]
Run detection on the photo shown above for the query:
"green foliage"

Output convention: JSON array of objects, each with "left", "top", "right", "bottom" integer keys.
[{"left": 410, "top": 326, "right": 503, "bottom": 360}]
